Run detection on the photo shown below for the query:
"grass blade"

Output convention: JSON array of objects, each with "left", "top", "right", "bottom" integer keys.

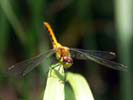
[
  {"left": 66, "top": 72, "right": 94, "bottom": 100},
  {"left": 43, "top": 63, "right": 65, "bottom": 100}
]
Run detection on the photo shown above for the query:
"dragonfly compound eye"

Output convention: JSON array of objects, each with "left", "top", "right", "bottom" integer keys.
[{"left": 63, "top": 56, "right": 73, "bottom": 64}]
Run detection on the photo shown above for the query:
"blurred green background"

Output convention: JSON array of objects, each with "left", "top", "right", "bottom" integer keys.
[{"left": 0, "top": 0, "right": 132, "bottom": 100}]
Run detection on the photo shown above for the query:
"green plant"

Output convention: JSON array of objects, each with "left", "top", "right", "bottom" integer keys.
[{"left": 43, "top": 63, "right": 94, "bottom": 100}]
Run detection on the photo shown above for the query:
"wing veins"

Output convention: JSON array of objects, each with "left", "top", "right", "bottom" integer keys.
[
  {"left": 8, "top": 49, "right": 55, "bottom": 76},
  {"left": 70, "top": 48, "right": 128, "bottom": 71}
]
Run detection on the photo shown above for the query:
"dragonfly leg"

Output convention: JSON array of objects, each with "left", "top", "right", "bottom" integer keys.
[{"left": 48, "top": 63, "right": 61, "bottom": 77}]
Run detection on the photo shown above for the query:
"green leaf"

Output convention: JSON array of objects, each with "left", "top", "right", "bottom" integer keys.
[
  {"left": 43, "top": 63, "right": 65, "bottom": 100},
  {"left": 43, "top": 63, "right": 94, "bottom": 100},
  {"left": 66, "top": 72, "right": 94, "bottom": 100},
  {"left": 65, "top": 83, "right": 76, "bottom": 100}
]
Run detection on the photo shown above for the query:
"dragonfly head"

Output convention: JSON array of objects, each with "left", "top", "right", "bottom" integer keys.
[
  {"left": 55, "top": 47, "right": 73, "bottom": 68},
  {"left": 62, "top": 56, "right": 73, "bottom": 69}
]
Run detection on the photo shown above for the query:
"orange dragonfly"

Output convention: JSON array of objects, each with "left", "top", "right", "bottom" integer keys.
[{"left": 8, "top": 22, "right": 128, "bottom": 76}]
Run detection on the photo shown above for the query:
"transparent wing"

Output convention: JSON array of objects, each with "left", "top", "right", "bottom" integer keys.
[
  {"left": 8, "top": 49, "right": 55, "bottom": 76},
  {"left": 70, "top": 48, "right": 128, "bottom": 71},
  {"left": 70, "top": 48, "right": 116, "bottom": 60}
]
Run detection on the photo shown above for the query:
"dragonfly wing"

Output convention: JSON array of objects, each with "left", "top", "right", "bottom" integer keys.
[
  {"left": 70, "top": 48, "right": 128, "bottom": 71},
  {"left": 8, "top": 49, "right": 55, "bottom": 76},
  {"left": 70, "top": 48, "right": 116, "bottom": 59}
]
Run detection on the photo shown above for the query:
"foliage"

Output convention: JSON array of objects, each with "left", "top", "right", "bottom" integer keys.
[
  {"left": 43, "top": 63, "right": 94, "bottom": 100},
  {"left": 0, "top": 0, "right": 132, "bottom": 100}
]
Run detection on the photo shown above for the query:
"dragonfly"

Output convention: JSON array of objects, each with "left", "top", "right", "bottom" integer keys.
[{"left": 8, "top": 22, "right": 128, "bottom": 76}]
